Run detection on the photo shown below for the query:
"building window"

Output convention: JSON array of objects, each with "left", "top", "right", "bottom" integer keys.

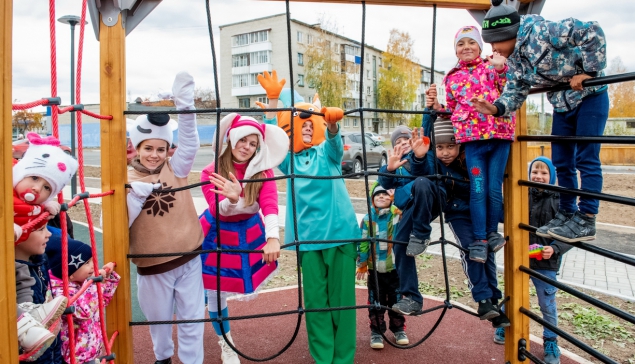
[
  {"left": 344, "top": 118, "right": 350, "bottom": 127},
  {"left": 232, "top": 54, "right": 249, "bottom": 68},
  {"left": 232, "top": 30, "right": 269, "bottom": 47},
  {"left": 334, "top": 43, "right": 339, "bottom": 54},
  {"left": 257, "top": 96, "right": 269, "bottom": 104},
  {"left": 232, "top": 74, "right": 249, "bottom": 88},
  {"left": 250, "top": 51, "right": 270, "bottom": 65},
  {"left": 297, "top": 53, "right": 304, "bottom": 66},
  {"left": 353, "top": 119, "right": 358, "bottom": 127},
  {"left": 297, "top": 31, "right": 303, "bottom": 43},
  {"left": 367, "top": 86, "right": 371, "bottom": 95},
  {"left": 298, "top": 74, "right": 305, "bottom": 87},
  {"left": 249, "top": 73, "right": 263, "bottom": 86},
  {"left": 366, "top": 54, "right": 370, "bottom": 63},
  {"left": 307, "top": 34, "right": 313, "bottom": 44},
  {"left": 627, "top": 121, "right": 635, "bottom": 128},
  {"left": 367, "top": 70, "right": 370, "bottom": 79},
  {"left": 238, "top": 98, "right": 250, "bottom": 108}
]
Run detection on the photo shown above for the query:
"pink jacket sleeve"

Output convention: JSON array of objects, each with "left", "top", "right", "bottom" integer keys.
[
  {"left": 258, "top": 169, "right": 278, "bottom": 217},
  {"left": 101, "top": 272, "right": 120, "bottom": 307},
  {"left": 71, "top": 282, "right": 94, "bottom": 321}
]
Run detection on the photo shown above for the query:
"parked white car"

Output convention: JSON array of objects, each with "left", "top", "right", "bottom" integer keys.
[{"left": 365, "top": 132, "right": 385, "bottom": 143}]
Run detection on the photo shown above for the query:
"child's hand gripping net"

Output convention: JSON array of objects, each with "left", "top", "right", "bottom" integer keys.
[{"left": 528, "top": 244, "right": 544, "bottom": 261}]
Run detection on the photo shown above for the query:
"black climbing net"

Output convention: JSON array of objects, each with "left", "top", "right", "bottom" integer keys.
[{"left": 123, "top": 1, "right": 635, "bottom": 363}]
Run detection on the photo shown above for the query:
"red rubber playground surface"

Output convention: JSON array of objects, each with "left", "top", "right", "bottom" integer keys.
[{"left": 131, "top": 287, "right": 581, "bottom": 363}]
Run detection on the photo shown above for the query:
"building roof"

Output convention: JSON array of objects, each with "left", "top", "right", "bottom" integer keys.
[{"left": 219, "top": 13, "right": 443, "bottom": 74}]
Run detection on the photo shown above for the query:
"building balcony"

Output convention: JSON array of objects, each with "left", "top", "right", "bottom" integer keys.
[
  {"left": 232, "top": 85, "right": 266, "bottom": 97},
  {"left": 231, "top": 41, "right": 272, "bottom": 55},
  {"left": 232, "top": 63, "right": 273, "bottom": 75}
]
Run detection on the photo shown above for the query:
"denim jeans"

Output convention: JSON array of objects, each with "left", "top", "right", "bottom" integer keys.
[
  {"left": 531, "top": 269, "right": 559, "bottom": 340},
  {"left": 448, "top": 215, "right": 502, "bottom": 303},
  {"left": 552, "top": 90, "right": 609, "bottom": 215},
  {"left": 394, "top": 177, "right": 443, "bottom": 304},
  {"left": 464, "top": 139, "right": 512, "bottom": 240}
]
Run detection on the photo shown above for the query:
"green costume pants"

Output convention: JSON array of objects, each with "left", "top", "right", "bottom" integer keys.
[{"left": 301, "top": 244, "right": 357, "bottom": 364}]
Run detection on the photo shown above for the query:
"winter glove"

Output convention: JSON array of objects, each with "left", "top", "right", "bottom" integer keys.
[
  {"left": 321, "top": 107, "right": 344, "bottom": 124},
  {"left": 14, "top": 223, "right": 22, "bottom": 242},
  {"left": 44, "top": 200, "right": 61, "bottom": 216},
  {"left": 127, "top": 182, "right": 161, "bottom": 227},
  {"left": 172, "top": 71, "right": 195, "bottom": 110},
  {"left": 257, "top": 70, "right": 286, "bottom": 99}
]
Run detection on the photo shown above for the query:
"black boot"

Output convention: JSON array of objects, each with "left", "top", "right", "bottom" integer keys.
[{"left": 155, "top": 359, "right": 172, "bottom": 364}]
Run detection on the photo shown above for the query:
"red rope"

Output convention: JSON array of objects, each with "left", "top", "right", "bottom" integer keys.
[
  {"left": 57, "top": 105, "right": 75, "bottom": 114},
  {"left": 74, "top": 1, "right": 115, "bottom": 362},
  {"left": 49, "top": 0, "right": 59, "bottom": 139},
  {"left": 89, "top": 191, "right": 115, "bottom": 198},
  {"left": 12, "top": 99, "right": 49, "bottom": 111},
  {"left": 80, "top": 109, "right": 113, "bottom": 120}
]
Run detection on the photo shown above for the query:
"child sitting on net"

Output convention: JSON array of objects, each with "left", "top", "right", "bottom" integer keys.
[
  {"left": 357, "top": 183, "right": 408, "bottom": 350},
  {"left": 427, "top": 25, "right": 515, "bottom": 264},
  {"left": 13, "top": 133, "right": 78, "bottom": 361},
  {"left": 48, "top": 235, "right": 119, "bottom": 364}
]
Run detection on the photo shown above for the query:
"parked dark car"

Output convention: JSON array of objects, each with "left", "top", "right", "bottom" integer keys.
[{"left": 341, "top": 132, "right": 387, "bottom": 178}]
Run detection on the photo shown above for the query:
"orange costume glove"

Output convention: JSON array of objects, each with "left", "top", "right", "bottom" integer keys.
[
  {"left": 257, "top": 70, "right": 286, "bottom": 99},
  {"left": 321, "top": 107, "right": 344, "bottom": 124}
]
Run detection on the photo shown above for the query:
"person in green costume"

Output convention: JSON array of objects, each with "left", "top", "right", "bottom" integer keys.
[{"left": 256, "top": 71, "right": 360, "bottom": 364}]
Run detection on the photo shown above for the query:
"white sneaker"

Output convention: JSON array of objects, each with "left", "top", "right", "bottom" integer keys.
[
  {"left": 218, "top": 332, "right": 241, "bottom": 364},
  {"left": 18, "top": 296, "right": 68, "bottom": 329},
  {"left": 17, "top": 313, "right": 56, "bottom": 360}
]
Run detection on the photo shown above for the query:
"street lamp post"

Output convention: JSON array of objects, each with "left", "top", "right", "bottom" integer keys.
[{"left": 58, "top": 15, "right": 87, "bottom": 197}]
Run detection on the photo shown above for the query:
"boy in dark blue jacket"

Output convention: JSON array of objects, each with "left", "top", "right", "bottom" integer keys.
[
  {"left": 378, "top": 125, "right": 445, "bottom": 315},
  {"left": 425, "top": 115, "right": 510, "bottom": 328},
  {"left": 472, "top": 0, "right": 608, "bottom": 244},
  {"left": 15, "top": 224, "right": 63, "bottom": 364}
]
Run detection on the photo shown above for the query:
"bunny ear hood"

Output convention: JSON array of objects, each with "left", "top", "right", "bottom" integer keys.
[
  {"left": 13, "top": 133, "right": 79, "bottom": 198},
  {"left": 212, "top": 113, "right": 289, "bottom": 180},
  {"left": 128, "top": 113, "right": 178, "bottom": 148}
]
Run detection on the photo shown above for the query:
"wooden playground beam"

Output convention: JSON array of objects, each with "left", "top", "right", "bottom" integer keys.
[
  {"left": 0, "top": 0, "right": 20, "bottom": 362},
  {"left": 268, "top": 0, "right": 491, "bottom": 9},
  {"left": 99, "top": 14, "right": 133, "bottom": 364},
  {"left": 504, "top": 104, "right": 530, "bottom": 364}
]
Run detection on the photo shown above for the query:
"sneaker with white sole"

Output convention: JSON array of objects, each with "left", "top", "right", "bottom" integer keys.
[
  {"left": 370, "top": 333, "right": 384, "bottom": 349},
  {"left": 493, "top": 327, "right": 505, "bottom": 345},
  {"left": 535, "top": 211, "right": 572, "bottom": 238},
  {"left": 17, "top": 312, "right": 56, "bottom": 360},
  {"left": 394, "top": 331, "right": 409, "bottom": 345},
  {"left": 18, "top": 296, "right": 68, "bottom": 329},
  {"left": 391, "top": 296, "right": 423, "bottom": 316},
  {"left": 218, "top": 332, "right": 241, "bottom": 364},
  {"left": 405, "top": 235, "right": 431, "bottom": 257}
]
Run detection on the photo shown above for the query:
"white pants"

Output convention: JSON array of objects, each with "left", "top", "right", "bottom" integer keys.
[{"left": 137, "top": 258, "right": 205, "bottom": 364}]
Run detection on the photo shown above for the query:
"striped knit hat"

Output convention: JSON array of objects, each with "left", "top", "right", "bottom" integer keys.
[{"left": 434, "top": 120, "right": 456, "bottom": 145}]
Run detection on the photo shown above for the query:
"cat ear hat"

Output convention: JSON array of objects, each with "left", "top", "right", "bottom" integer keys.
[
  {"left": 13, "top": 133, "right": 79, "bottom": 199},
  {"left": 128, "top": 113, "right": 178, "bottom": 148},
  {"left": 213, "top": 113, "right": 289, "bottom": 181}
]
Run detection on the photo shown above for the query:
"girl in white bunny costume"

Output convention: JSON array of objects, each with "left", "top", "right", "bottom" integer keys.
[{"left": 126, "top": 72, "right": 205, "bottom": 364}]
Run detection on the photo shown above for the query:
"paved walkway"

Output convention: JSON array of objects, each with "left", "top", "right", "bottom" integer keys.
[{"left": 65, "top": 186, "right": 635, "bottom": 300}]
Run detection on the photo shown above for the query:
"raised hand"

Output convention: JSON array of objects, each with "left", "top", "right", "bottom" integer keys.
[
  {"left": 387, "top": 145, "right": 407, "bottom": 172},
  {"left": 257, "top": 70, "right": 286, "bottom": 99},
  {"left": 172, "top": 71, "right": 195, "bottom": 110},
  {"left": 410, "top": 127, "right": 430, "bottom": 158},
  {"left": 99, "top": 262, "right": 116, "bottom": 278},
  {"left": 208, "top": 172, "right": 242, "bottom": 204},
  {"left": 469, "top": 97, "right": 498, "bottom": 115},
  {"left": 489, "top": 52, "right": 507, "bottom": 70}
]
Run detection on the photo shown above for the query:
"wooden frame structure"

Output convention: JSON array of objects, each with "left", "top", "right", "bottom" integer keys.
[{"left": 1, "top": 1, "right": 529, "bottom": 363}]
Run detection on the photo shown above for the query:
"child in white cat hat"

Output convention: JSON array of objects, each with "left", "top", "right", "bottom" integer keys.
[{"left": 12, "top": 132, "right": 78, "bottom": 360}]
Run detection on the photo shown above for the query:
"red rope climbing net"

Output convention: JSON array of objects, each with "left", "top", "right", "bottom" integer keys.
[{"left": 14, "top": 1, "right": 117, "bottom": 363}]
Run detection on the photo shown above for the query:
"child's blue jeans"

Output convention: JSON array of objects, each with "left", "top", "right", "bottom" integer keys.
[
  {"left": 530, "top": 269, "right": 559, "bottom": 340},
  {"left": 464, "top": 139, "right": 512, "bottom": 240},
  {"left": 552, "top": 90, "right": 609, "bottom": 215}
]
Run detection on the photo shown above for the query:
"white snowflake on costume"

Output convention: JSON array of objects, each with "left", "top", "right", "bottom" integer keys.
[{"left": 69, "top": 254, "right": 85, "bottom": 269}]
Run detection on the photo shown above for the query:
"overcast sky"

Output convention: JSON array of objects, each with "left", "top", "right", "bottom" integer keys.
[{"left": 11, "top": 0, "right": 635, "bottom": 113}]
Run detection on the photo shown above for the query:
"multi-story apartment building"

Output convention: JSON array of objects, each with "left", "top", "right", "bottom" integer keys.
[{"left": 219, "top": 13, "right": 445, "bottom": 135}]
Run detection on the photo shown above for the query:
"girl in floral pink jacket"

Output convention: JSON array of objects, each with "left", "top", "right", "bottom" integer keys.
[
  {"left": 47, "top": 235, "right": 119, "bottom": 364},
  {"left": 427, "top": 25, "right": 516, "bottom": 265}
]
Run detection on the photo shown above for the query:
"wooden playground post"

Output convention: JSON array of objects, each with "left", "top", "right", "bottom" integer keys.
[
  {"left": 0, "top": 0, "right": 19, "bottom": 361},
  {"left": 504, "top": 104, "right": 530, "bottom": 363},
  {"left": 99, "top": 13, "right": 133, "bottom": 363}
]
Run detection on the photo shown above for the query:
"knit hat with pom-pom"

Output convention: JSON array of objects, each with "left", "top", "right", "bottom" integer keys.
[{"left": 481, "top": 0, "right": 521, "bottom": 43}]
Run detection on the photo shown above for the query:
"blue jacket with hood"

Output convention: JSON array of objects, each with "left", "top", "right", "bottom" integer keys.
[{"left": 528, "top": 156, "right": 573, "bottom": 271}]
